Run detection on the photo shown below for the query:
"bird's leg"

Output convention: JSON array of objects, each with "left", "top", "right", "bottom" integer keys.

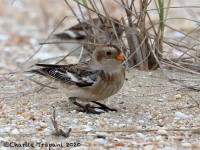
[
  {"left": 68, "top": 97, "right": 101, "bottom": 114},
  {"left": 91, "top": 101, "right": 117, "bottom": 112}
]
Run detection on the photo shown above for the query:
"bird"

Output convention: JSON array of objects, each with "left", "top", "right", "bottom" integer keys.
[
  {"left": 49, "top": 17, "right": 123, "bottom": 62},
  {"left": 53, "top": 17, "right": 123, "bottom": 45},
  {"left": 28, "top": 45, "right": 125, "bottom": 114}
]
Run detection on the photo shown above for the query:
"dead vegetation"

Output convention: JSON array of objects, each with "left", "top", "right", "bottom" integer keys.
[{"left": 33, "top": 0, "right": 200, "bottom": 91}]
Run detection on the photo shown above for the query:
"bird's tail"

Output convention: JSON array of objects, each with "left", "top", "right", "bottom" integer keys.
[{"left": 25, "top": 69, "right": 45, "bottom": 76}]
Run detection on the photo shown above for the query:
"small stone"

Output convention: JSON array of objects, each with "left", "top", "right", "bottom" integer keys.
[
  {"left": 87, "top": 122, "right": 92, "bottom": 125},
  {"left": 182, "top": 142, "right": 192, "bottom": 148},
  {"left": 135, "top": 125, "right": 143, "bottom": 130},
  {"left": 175, "top": 112, "right": 189, "bottom": 119},
  {"left": 196, "top": 142, "right": 200, "bottom": 148},
  {"left": 93, "top": 138, "right": 106, "bottom": 145},
  {"left": 131, "top": 141, "right": 137, "bottom": 144},
  {"left": 138, "top": 120, "right": 145, "bottom": 124},
  {"left": 0, "top": 137, "right": 7, "bottom": 142},
  {"left": 12, "top": 129, "right": 20, "bottom": 135},
  {"left": 39, "top": 122, "right": 48, "bottom": 128},
  {"left": 126, "top": 134, "right": 133, "bottom": 139},
  {"left": 92, "top": 116, "right": 98, "bottom": 120},
  {"left": 88, "top": 142, "right": 96, "bottom": 146},
  {"left": 136, "top": 133, "right": 145, "bottom": 138},
  {"left": 36, "top": 126, "right": 43, "bottom": 131},
  {"left": 72, "top": 119, "right": 78, "bottom": 123},
  {"left": 20, "top": 112, "right": 34, "bottom": 120},
  {"left": 118, "top": 124, "right": 125, "bottom": 128},
  {"left": 157, "top": 129, "right": 168, "bottom": 136},
  {"left": 82, "top": 125, "right": 92, "bottom": 131},
  {"left": 4, "top": 127, "right": 11, "bottom": 133},
  {"left": 127, "top": 119, "right": 132, "bottom": 123},
  {"left": 113, "top": 123, "right": 118, "bottom": 127},
  {"left": 175, "top": 94, "right": 182, "bottom": 99},
  {"left": 144, "top": 145, "right": 155, "bottom": 150},
  {"left": 115, "top": 141, "right": 124, "bottom": 146},
  {"left": 21, "top": 100, "right": 28, "bottom": 106},
  {"left": 156, "top": 135, "right": 162, "bottom": 141},
  {"left": 99, "top": 122, "right": 105, "bottom": 127},
  {"left": 178, "top": 120, "right": 185, "bottom": 124},
  {"left": 106, "top": 143, "right": 114, "bottom": 148},
  {"left": 157, "top": 98, "right": 164, "bottom": 102},
  {"left": 43, "top": 128, "right": 51, "bottom": 135},
  {"left": 71, "top": 110, "right": 77, "bottom": 114}
]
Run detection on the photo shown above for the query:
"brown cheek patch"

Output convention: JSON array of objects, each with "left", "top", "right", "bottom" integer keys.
[{"left": 96, "top": 52, "right": 104, "bottom": 61}]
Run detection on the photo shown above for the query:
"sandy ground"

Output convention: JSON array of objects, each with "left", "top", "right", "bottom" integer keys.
[{"left": 0, "top": 1, "right": 200, "bottom": 149}]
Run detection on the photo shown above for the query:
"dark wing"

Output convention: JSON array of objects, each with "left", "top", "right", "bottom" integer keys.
[
  {"left": 52, "top": 18, "right": 101, "bottom": 40},
  {"left": 28, "top": 63, "right": 100, "bottom": 87},
  {"left": 53, "top": 21, "right": 90, "bottom": 40}
]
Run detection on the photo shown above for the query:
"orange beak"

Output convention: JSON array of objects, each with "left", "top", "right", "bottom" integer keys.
[{"left": 117, "top": 53, "right": 125, "bottom": 61}]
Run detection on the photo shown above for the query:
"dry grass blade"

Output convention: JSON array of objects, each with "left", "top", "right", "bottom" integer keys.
[
  {"left": 70, "top": 128, "right": 200, "bottom": 133},
  {"left": 123, "top": 21, "right": 144, "bottom": 68},
  {"left": 23, "top": 75, "right": 57, "bottom": 90}
]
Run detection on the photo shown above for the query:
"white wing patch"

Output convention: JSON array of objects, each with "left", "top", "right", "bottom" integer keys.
[
  {"left": 64, "top": 30, "right": 77, "bottom": 38},
  {"left": 66, "top": 71, "right": 78, "bottom": 82},
  {"left": 82, "top": 76, "right": 94, "bottom": 83}
]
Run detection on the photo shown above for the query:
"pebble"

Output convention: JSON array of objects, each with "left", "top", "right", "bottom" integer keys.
[
  {"left": 155, "top": 135, "right": 162, "bottom": 141},
  {"left": 71, "top": 110, "right": 77, "bottom": 114},
  {"left": 93, "top": 138, "right": 106, "bottom": 145},
  {"left": 175, "top": 112, "right": 189, "bottom": 119},
  {"left": 182, "top": 142, "right": 192, "bottom": 148},
  {"left": 12, "top": 129, "right": 20, "bottom": 134},
  {"left": 0, "top": 137, "right": 7, "bottom": 142},
  {"left": 113, "top": 123, "right": 118, "bottom": 127},
  {"left": 136, "top": 133, "right": 146, "bottom": 138},
  {"left": 106, "top": 143, "right": 115, "bottom": 148},
  {"left": 157, "top": 129, "right": 168, "bottom": 136},
  {"left": 143, "top": 145, "right": 155, "bottom": 150},
  {"left": 127, "top": 119, "right": 133, "bottom": 123},
  {"left": 118, "top": 124, "right": 126, "bottom": 128},
  {"left": 196, "top": 142, "right": 200, "bottom": 148},
  {"left": 87, "top": 122, "right": 93, "bottom": 125},
  {"left": 4, "top": 127, "right": 12, "bottom": 133},
  {"left": 126, "top": 134, "right": 134, "bottom": 139},
  {"left": 15, "top": 58, "right": 25, "bottom": 64},
  {"left": 43, "top": 128, "right": 51, "bottom": 135},
  {"left": 115, "top": 141, "right": 124, "bottom": 146},
  {"left": 72, "top": 119, "right": 78, "bottom": 123},
  {"left": 138, "top": 120, "right": 145, "bottom": 124},
  {"left": 82, "top": 125, "right": 93, "bottom": 131},
  {"left": 174, "top": 94, "right": 182, "bottom": 99},
  {"left": 39, "top": 122, "right": 48, "bottom": 128}
]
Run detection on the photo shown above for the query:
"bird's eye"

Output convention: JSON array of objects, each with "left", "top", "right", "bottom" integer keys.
[{"left": 106, "top": 51, "right": 112, "bottom": 55}]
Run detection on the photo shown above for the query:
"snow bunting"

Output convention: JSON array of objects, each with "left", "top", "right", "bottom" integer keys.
[
  {"left": 29, "top": 45, "right": 125, "bottom": 114},
  {"left": 53, "top": 17, "right": 123, "bottom": 45}
]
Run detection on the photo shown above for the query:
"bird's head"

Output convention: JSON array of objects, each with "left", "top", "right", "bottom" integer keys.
[{"left": 90, "top": 45, "right": 125, "bottom": 70}]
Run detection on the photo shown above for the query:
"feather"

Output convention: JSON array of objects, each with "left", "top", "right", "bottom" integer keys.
[{"left": 28, "top": 63, "right": 101, "bottom": 87}]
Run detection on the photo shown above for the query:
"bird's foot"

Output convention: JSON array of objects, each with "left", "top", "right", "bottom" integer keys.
[
  {"left": 69, "top": 97, "right": 117, "bottom": 114},
  {"left": 69, "top": 97, "right": 101, "bottom": 114},
  {"left": 91, "top": 101, "right": 117, "bottom": 112}
]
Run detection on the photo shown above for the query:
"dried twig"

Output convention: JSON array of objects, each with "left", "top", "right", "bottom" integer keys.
[{"left": 51, "top": 108, "right": 71, "bottom": 137}]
